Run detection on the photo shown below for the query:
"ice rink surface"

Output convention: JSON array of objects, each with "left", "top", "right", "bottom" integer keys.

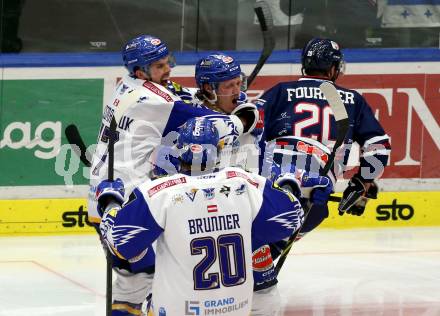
[{"left": 0, "top": 227, "right": 439, "bottom": 316}]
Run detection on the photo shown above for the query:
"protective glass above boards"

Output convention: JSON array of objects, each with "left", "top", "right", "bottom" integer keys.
[{"left": 0, "top": 0, "right": 439, "bottom": 54}]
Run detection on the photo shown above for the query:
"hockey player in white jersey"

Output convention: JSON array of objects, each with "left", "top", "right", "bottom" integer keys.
[
  {"left": 96, "top": 117, "right": 305, "bottom": 316},
  {"left": 193, "top": 53, "right": 261, "bottom": 173},
  {"left": 88, "top": 35, "right": 259, "bottom": 315}
]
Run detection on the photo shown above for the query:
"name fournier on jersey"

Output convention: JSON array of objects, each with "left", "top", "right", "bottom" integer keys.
[{"left": 286, "top": 87, "right": 355, "bottom": 104}]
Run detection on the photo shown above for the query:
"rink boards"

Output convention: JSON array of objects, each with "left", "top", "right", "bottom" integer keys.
[
  {"left": 0, "top": 191, "right": 439, "bottom": 235},
  {"left": 0, "top": 59, "right": 439, "bottom": 235}
]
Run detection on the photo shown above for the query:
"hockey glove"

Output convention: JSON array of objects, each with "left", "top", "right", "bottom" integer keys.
[
  {"left": 231, "top": 102, "right": 259, "bottom": 134},
  {"left": 96, "top": 178, "right": 125, "bottom": 217},
  {"left": 275, "top": 171, "right": 333, "bottom": 205},
  {"left": 338, "top": 174, "right": 378, "bottom": 216}
]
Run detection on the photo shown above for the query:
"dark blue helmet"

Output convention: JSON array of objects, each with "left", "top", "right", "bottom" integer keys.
[
  {"left": 301, "top": 38, "right": 344, "bottom": 74},
  {"left": 195, "top": 54, "right": 242, "bottom": 87},
  {"left": 177, "top": 117, "right": 220, "bottom": 171},
  {"left": 122, "top": 35, "right": 170, "bottom": 76}
]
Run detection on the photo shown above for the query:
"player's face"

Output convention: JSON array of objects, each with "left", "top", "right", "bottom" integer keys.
[
  {"left": 216, "top": 76, "right": 242, "bottom": 114},
  {"left": 149, "top": 55, "right": 172, "bottom": 86}
]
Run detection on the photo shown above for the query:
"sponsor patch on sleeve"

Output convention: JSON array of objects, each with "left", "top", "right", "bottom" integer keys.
[
  {"left": 143, "top": 81, "right": 173, "bottom": 102},
  {"left": 148, "top": 177, "right": 187, "bottom": 197},
  {"left": 226, "top": 170, "right": 259, "bottom": 188}
]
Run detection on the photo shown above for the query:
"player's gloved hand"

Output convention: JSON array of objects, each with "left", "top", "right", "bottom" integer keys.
[
  {"left": 338, "top": 174, "right": 378, "bottom": 216},
  {"left": 275, "top": 171, "right": 333, "bottom": 205},
  {"left": 231, "top": 102, "right": 258, "bottom": 134},
  {"left": 96, "top": 178, "right": 125, "bottom": 217}
]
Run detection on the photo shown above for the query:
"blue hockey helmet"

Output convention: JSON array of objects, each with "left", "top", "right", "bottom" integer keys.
[
  {"left": 177, "top": 117, "right": 220, "bottom": 172},
  {"left": 301, "top": 38, "right": 344, "bottom": 74},
  {"left": 122, "top": 35, "right": 170, "bottom": 76},
  {"left": 195, "top": 54, "right": 242, "bottom": 87}
]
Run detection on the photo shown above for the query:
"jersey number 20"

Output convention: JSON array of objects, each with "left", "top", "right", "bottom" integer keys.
[{"left": 191, "top": 233, "right": 246, "bottom": 290}]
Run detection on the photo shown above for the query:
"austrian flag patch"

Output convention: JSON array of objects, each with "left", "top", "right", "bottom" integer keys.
[{"left": 207, "top": 205, "right": 218, "bottom": 213}]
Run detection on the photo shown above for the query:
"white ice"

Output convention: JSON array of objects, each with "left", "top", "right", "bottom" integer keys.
[{"left": 0, "top": 227, "right": 439, "bottom": 316}]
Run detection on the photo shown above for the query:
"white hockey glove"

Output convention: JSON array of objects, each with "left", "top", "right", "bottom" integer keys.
[{"left": 231, "top": 102, "right": 259, "bottom": 134}]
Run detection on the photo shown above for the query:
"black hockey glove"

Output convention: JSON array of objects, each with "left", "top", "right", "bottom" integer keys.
[{"left": 338, "top": 174, "right": 378, "bottom": 216}]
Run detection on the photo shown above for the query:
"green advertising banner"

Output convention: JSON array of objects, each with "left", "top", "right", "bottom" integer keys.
[{"left": 0, "top": 79, "right": 103, "bottom": 186}]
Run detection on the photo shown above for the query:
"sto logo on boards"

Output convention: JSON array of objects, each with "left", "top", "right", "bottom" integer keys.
[
  {"left": 62, "top": 205, "right": 92, "bottom": 227},
  {"left": 376, "top": 199, "right": 414, "bottom": 221}
]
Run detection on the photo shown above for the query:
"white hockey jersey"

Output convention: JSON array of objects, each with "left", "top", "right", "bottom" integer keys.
[
  {"left": 100, "top": 167, "right": 303, "bottom": 316},
  {"left": 88, "top": 75, "right": 246, "bottom": 222}
]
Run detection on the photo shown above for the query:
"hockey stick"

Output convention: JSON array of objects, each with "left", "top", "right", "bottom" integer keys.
[
  {"left": 103, "top": 117, "right": 117, "bottom": 316},
  {"left": 65, "top": 125, "right": 91, "bottom": 167},
  {"left": 246, "top": 0, "right": 275, "bottom": 88},
  {"left": 275, "top": 82, "right": 349, "bottom": 275}
]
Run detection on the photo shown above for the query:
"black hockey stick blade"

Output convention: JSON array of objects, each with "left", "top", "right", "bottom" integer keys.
[
  {"left": 65, "top": 124, "right": 91, "bottom": 167},
  {"left": 275, "top": 82, "right": 349, "bottom": 275},
  {"left": 247, "top": 0, "right": 275, "bottom": 88},
  {"left": 329, "top": 195, "right": 342, "bottom": 202}
]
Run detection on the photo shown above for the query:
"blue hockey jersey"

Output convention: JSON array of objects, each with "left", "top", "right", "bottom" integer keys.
[{"left": 259, "top": 77, "right": 391, "bottom": 180}]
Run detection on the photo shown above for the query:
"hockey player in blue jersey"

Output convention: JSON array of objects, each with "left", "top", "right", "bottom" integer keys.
[
  {"left": 193, "top": 53, "right": 261, "bottom": 173},
  {"left": 259, "top": 38, "right": 391, "bottom": 237},
  {"left": 95, "top": 117, "right": 308, "bottom": 316}
]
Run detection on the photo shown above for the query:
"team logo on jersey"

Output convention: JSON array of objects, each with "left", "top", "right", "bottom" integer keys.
[
  {"left": 185, "top": 188, "right": 198, "bottom": 202},
  {"left": 252, "top": 245, "right": 274, "bottom": 272},
  {"left": 112, "top": 225, "right": 149, "bottom": 247},
  {"left": 172, "top": 194, "right": 184, "bottom": 204},
  {"left": 119, "top": 84, "right": 129, "bottom": 95},
  {"left": 137, "top": 96, "right": 149, "bottom": 103},
  {"left": 267, "top": 207, "right": 302, "bottom": 230},
  {"left": 235, "top": 184, "right": 246, "bottom": 195},
  {"left": 150, "top": 38, "right": 161, "bottom": 46},
  {"left": 202, "top": 188, "right": 215, "bottom": 200},
  {"left": 220, "top": 185, "right": 231, "bottom": 197},
  {"left": 277, "top": 112, "right": 289, "bottom": 120}
]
